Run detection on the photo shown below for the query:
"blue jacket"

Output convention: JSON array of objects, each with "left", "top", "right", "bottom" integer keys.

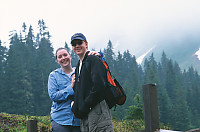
[{"left": 48, "top": 68, "right": 80, "bottom": 126}]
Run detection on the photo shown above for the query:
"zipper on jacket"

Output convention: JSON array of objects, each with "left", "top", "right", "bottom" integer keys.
[{"left": 78, "top": 75, "right": 80, "bottom": 82}]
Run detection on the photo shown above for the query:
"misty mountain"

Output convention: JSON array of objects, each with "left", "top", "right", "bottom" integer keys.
[{"left": 138, "top": 36, "right": 200, "bottom": 72}]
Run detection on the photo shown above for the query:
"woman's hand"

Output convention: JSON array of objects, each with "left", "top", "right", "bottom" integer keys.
[
  {"left": 88, "top": 51, "right": 101, "bottom": 57},
  {"left": 71, "top": 74, "right": 75, "bottom": 88},
  {"left": 71, "top": 101, "right": 74, "bottom": 108}
]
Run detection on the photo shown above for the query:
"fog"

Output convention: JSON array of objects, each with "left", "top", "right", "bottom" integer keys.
[{"left": 1, "top": 0, "right": 200, "bottom": 57}]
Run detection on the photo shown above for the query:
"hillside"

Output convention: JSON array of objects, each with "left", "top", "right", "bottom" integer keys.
[{"left": 137, "top": 38, "right": 200, "bottom": 72}]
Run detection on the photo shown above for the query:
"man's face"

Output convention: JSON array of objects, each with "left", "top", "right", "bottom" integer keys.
[
  {"left": 56, "top": 49, "right": 71, "bottom": 67},
  {"left": 71, "top": 39, "right": 88, "bottom": 56}
]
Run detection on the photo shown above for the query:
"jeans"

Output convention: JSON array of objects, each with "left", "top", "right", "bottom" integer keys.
[
  {"left": 51, "top": 120, "right": 80, "bottom": 132},
  {"left": 80, "top": 100, "right": 114, "bottom": 132}
]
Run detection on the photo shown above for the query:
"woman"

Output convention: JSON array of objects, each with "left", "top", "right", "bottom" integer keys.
[{"left": 48, "top": 48, "right": 101, "bottom": 132}]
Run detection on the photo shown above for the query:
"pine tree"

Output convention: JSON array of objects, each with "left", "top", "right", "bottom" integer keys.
[
  {"left": 0, "top": 40, "right": 6, "bottom": 74},
  {"left": 5, "top": 32, "right": 29, "bottom": 114},
  {"left": 171, "top": 89, "right": 190, "bottom": 131},
  {"left": 111, "top": 50, "right": 143, "bottom": 119},
  {"left": 125, "top": 94, "right": 144, "bottom": 120},
  {"left": 64, "top": 42, "right": 78, "bottom": 67},
  {"left": 157, "top": 52, "right": 173, "bottom": 124},
  {"left": 165, "top": 59, "right": 177, "bottom": 101},
  {"left": 0, "top": 40, "right": 7, "bottom": 112},
  {"left": 23, "top": 25, "right": 38, "bottom": 114},
  {"left": 115, "top": 51, "right": 124, "bottom": 82},
  {"left": 22, "top": 22, "right": 27, "bottom": 41},
  {"left": 103, "top": 40, "right": 115, "bottom": 71},
  {"left": 144, "top": 53, "right": 158, "bottom": 84},
  {"left": 64, "top": 41, "right": 71, "bottom": 52},
  {"left": 34, "top": 20, "right": 57, "bottom": 115},
  {"left": 183, "top": 67, "right": 200, "bottom": 128}
]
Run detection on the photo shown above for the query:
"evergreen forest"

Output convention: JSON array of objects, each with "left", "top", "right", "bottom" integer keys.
[{"left": 0, "top": 20, "right": 199, "bottom": 131}]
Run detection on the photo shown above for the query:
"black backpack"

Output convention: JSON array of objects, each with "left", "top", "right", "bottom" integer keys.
[
  {"left": 102, "top": 60, "right": 126, "bottom": 109},
  {"left": 85, "top": 55, "right": 126, "bottom": 109}
]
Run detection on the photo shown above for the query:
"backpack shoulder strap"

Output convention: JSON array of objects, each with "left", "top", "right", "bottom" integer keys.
[
  {"left": 102, "top": 60, "right": 116, "bottom": 86},
  {"left": 102, "top": 61, "right": 109, "bottom": 69}
]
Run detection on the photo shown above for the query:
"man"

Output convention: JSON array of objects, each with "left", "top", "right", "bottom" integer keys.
[{"left": 71, "top": 33, "right": 114, "bottom": 132}]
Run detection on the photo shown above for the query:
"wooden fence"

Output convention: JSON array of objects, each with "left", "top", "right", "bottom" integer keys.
[
  {"left": 142, "top": 84, "right": 160, "bottom": 132},
  {"left": 27, "top": 119, "right": 37, "bottom": 132}
]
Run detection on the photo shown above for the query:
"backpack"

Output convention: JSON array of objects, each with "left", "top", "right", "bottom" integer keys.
[
  {"left": 102, "top": 60, "right": 126, "bottom": 109},
  {"left": 85, "top": 54, "right": 126, "bottom": 109}
]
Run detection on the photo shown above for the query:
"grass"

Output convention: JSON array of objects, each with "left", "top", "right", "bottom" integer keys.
[
  {"left": 0, "top": 112, "right": 171, "bottom": 132},
  {"left": 113, "top": 119, "right": 145, "bottom": 132},
  {"left": 0, "top": 113, "right": 51, "bottom": 132}
]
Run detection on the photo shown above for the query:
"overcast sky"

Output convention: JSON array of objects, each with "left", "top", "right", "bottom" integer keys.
[{"left": 1, "top": 0, "right": 200, "bottom": 57}]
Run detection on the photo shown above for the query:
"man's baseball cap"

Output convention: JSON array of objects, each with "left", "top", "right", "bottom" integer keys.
[{"left": 71, "top": 33, "right": 87, "bottom": 43}]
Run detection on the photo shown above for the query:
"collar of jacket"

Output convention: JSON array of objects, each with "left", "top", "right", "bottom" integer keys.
[
  {"left": 76, "top": 51, "right": 90, "bottom": 73},
  {"left": 77, "top": 51, "right": 90, "bottom": 66},
  {"left": 82, "top": 51, "right": 90, "bottom": 62}
]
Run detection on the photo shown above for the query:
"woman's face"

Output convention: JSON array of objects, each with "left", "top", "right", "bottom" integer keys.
[{"left": 56, "top": 49, "right": 71, "bottom": 67}]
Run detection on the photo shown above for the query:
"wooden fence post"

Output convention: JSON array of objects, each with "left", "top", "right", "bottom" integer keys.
[
  {"left": 143, "top": 84, "right": 160, "bottom": 132},
  {"left": 27, "top": 119, "right": 38, "bottom": 132}
]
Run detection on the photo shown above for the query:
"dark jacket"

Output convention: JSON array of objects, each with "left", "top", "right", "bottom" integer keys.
[{"left": 71, "top": 51, "right": 107, "bottom": 119}]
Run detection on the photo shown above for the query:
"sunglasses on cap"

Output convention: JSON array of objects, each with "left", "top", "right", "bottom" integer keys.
[{"left": 71, "top": 40, "right": 83, "bottom": 47}]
